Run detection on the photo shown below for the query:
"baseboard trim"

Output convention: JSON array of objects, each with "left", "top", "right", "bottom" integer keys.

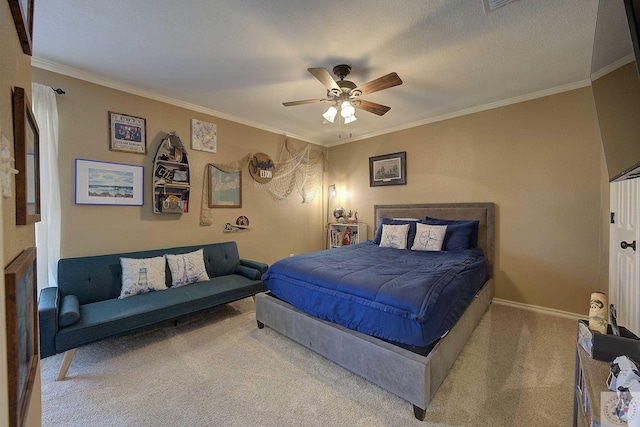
[{"left": 492, "top": 298, "right": 584, "bottom": 320}]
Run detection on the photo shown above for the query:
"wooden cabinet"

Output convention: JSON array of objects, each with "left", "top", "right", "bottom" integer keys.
[
  {"left": 329, "top": 223, "right": 367, "bottom": 248},
  {"left": 152, "top": 132, "right": 190, "bottom": 214},
  {"left": 573, "top": 338, "right": 611, "bottom": 426}
]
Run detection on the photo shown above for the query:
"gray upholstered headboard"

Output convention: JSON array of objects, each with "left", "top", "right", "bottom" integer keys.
[{"left": 374, "top": 203, "right": 495, "bottom": 278}]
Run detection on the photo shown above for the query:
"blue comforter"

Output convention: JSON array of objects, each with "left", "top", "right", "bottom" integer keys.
[{"left": 263, "top": 242, "right": 487, "bottom": 347}]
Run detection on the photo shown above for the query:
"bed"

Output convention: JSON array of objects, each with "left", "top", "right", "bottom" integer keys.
[{"left": 255, "top": 202, "right": 495, "bottom": 420}]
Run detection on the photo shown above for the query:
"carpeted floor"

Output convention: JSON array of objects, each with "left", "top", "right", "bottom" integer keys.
[{"left": 40, "top": 298, "right": 578, "bottom": 426}]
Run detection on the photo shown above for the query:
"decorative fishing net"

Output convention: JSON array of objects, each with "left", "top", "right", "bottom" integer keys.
[
  {"left": 253, "top": 140, "right": 325, "bottom": 203},
  {"left": 200, "top": 140, "right": 324, "bottom": 226}
]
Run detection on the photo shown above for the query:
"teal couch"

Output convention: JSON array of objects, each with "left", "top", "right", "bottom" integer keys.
[{"left": 38, "top": 241, "right": 267, "bottom": 379}]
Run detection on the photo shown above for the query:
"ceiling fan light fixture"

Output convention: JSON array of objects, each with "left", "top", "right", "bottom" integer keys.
[
  {"left": 284, "top": 66, "right": 402, "bottom": 136},
  {"left": 322, "top": 106, "right": 337, "bottom": 123}
]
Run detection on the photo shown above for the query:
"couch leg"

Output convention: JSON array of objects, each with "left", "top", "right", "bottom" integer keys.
[
  {"left": 57, "top": 348, "right": 77, "bottom": 381},
  {"left": 413, "top": 405, "right": 426, "bottom": 421}
]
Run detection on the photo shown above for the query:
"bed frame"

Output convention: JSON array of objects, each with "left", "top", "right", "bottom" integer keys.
[{"left": 255, "top": 202, "right": 495, "bottom": 420}]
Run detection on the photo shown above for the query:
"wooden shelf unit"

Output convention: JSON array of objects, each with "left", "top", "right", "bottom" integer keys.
[
  {"left": 328, "top": 223, "right": 367, "bottom": 248},
  {"left": 152, "top": 133, "right": 190, "bottom": 214},
  {"left": 573, "top": 336, "right": 611, "bottom": 426}
]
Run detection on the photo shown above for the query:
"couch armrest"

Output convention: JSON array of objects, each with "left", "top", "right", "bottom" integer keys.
[
  {"left": 239, "top": 259, "right": 268, "bottom": 276},
  {"left": 235, "top": 265, "right": 262, "bottom": 280},
  {"left": 236, "top": 258, "right": 268, "bottom": 280},
  {"left": 38, "top": 286, "right": 60, "bottom": 358}
]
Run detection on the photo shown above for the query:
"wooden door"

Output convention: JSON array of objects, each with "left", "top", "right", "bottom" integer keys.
[{"left": 610, "top": 178, "right": 640, "bottom": 335}]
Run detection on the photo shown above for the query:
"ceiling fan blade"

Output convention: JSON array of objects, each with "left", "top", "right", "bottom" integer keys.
[
  {"left": 355, "top": 99, "right": 391, "bottom": 116},
  {"left": 353, "top": 72, "right": 403, "bottom": 96},
  {"left": 282, "top": 98, "right": 325, "bottom": 107},
  {"left": 307, "top": 68, "right": 340, "bottom": 91}
]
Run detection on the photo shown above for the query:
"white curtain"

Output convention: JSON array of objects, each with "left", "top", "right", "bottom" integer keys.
[{"left": 32, "top": 83, "right": 61, "bottom": 291}]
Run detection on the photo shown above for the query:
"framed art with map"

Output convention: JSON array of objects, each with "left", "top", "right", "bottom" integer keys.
[{"left": 208, "top": 164, "right": 241, "bottom": 208}]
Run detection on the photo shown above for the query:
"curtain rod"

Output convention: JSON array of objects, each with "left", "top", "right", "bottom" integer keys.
[{"left": 51, "top": 87, "right": 65, "bottom": 95}]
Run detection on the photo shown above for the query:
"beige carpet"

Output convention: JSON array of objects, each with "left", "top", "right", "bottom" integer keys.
[{"left": 41, "top": 298, "right": 577, "bottom": 426}]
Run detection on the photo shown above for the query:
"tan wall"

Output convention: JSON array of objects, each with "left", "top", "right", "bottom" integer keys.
[
  {"left": 327, "top": 88, "right": 607, "bottom": 315},
  {"left": 1, "top": 2, "right": 41, "bottom": 426},
  {"left": 0, "top": 8, "right": 616, "bottom": 423},
  {"left": 30, "top": 66, "right": 610, "bottom": 316},
  {"left": 31, "top": 68, "right": 326, "bottom": 264},
  {"left": 2, "top": 6, "right": 35, "bottom": 262},
  {"left": 592, "top": 62, "right": 640, "bottom": 180}
]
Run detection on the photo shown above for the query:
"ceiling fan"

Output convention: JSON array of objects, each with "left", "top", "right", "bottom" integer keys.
[{"left": 282, "top": 64, "right": 403, "bottom": 123}]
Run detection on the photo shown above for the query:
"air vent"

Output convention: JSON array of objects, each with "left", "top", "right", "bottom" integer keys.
[{"left": 483, "top": 0, "right": 515, "bottom": 13}]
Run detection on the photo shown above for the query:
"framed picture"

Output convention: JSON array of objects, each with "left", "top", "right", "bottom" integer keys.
[
  {"left": 109, "top": 111, "right": 147, "bottom": 154},
  {"left": 12, "top": 86, "right": 40, "bottom": 225},
  {"left": 191, "top": 119, "right": 217, "bottom": 153},
  {"left": 8, "top": 0, "right": 34, "bottom": 55},
  {"left": 369, "top": 151, "right": 407, "bottom": 187},
  {"left": 208, "top": 164, "right": 242, "bottom": 208},
  {"left": 75, "top": 159, "right": 144, "bottom": 206},
  {"left": 4, "top": 247, "right": 38, "bottom": 427}
]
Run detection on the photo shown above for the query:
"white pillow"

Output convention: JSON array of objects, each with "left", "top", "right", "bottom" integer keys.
[
  {"left": 165, "top": 249, "right": 210, "bottom": 287},
  {"left": 379, "top": 224, "right": 409, "bottom": 249},
  {"left": 411, "top": 223, "right": 447, "bottom": 251},
  {"left": 119, "top": 256, "right": 167, "bottom": 299}
]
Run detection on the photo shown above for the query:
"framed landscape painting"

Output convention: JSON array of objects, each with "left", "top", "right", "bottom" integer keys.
[
  {"left": 369, "top": 151, "right": 406, "bottom": 187},
  {"left": 75, "top": 159, "right": 144, "bottom": 206}
]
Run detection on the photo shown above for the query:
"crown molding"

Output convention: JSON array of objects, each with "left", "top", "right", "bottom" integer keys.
[
  {"left": 325, "top": 78, "right": 592, "bottom": 147},
  {"left": 31, "top": 56, "right": 315, "bottom": 145},
  {"left": 590, "top": 54, "right": 635, "bottom": 81},
  {"left": 32, "top": 57, "right": 591, "bottom": 149}
]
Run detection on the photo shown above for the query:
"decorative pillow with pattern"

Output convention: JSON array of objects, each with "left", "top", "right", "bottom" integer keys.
[
  {"left": 165, "top": 249, "right": 210, "bottom": 287},
  {"left": 379, "top": 224, "right": 410, "bottom": 249},
  {"left": 423, "top": 217, "right": 480, "bottom": 250},
  {"left": 119, "top": 256, "right": 168, "bottom": 299},
  {"left": 411, "top": 223, "right": 447, "bottom": 251},
  {"left": 373, "top": 217, "right": 420, "bottom": 247}
]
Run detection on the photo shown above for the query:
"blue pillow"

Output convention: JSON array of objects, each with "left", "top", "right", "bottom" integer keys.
[
  {"left": 373, "top": 218, "right": 419, "bottom": 248},
  {"left": 422, "top": 217, "right": 479, "bottom": 250},
  {"left": 59, "top": 294, "right": 81, "bottom": 327}
]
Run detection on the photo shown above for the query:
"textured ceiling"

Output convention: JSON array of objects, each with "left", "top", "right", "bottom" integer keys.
[{"left": 32, "top": 0, "right": 602, "bottom": 146}]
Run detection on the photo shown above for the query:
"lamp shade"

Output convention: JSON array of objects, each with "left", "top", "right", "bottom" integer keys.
[
  {"left": 340, "top": 101, "right": 355, "bottom": 118},
  {"left": 344, "top": 114, "right": 357, "bottom": 124},
  {"left": 323, "top": 106, "right": 337, "bottom": 123}
]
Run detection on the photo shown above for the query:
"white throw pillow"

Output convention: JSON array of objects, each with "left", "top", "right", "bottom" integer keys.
[
  {"left": 119, "top": 256, "right": 167, "bottom": 299},
  {"left": 379, "top": 224, "right": 409, "bottom": 249},
  {"left": 165, "top": 249, "right": 210, "bottom": 287},
  {"left": 411, "top": 223, "right": 447, "bottom": 251}
]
